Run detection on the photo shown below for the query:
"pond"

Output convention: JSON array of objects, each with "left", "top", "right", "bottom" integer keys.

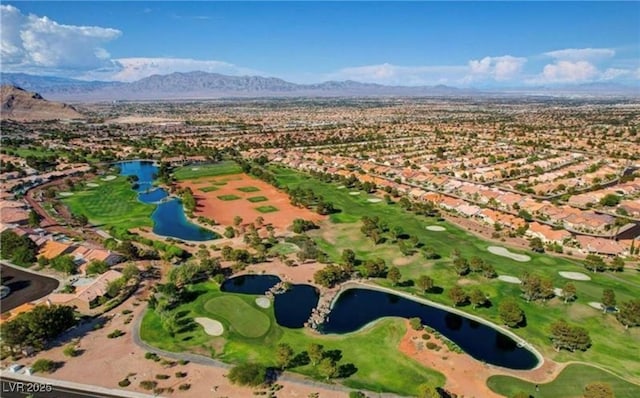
[
  {"left": 116, "top": 160, "right": 216, "bottom": 241},
  {"left": 322, "top": 288, "right": 539, "bottom": 370},
  {"left": 221, "top": 275, "right": 320, "bottom": 328}
]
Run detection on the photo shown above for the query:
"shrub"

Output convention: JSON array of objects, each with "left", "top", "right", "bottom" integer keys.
[
  {"left": 63, "top": 344, "right": 78, "bottom": 357},
  {"left": 118, "top": 379, "right": 131, "bottom": 387},
  {"left": 178, "top": 384, "right": 191, "bottom": 391},
  {"left": 426, "top": 342, "right": 438, "bottom": 350},
  {"left": 122, "top": 309, "right": 132, "bottom": 315},
  {"left": 139, "top": 380, "right": 157, "bottom": 390},
  {"left": 32, "top": 359, "right": 56, "bottom": 373},
  {"left": 155, "top": 374, "right": 170, "bottom": 380},
  {"left": 175, "top": 371, "right": 187, "bottom": 378},
  {"left": 421, "top": 333, "right": 431, "bottom": 340},
  {"left": 145, "top": 352, "right": 160, "bottom": 361},
  {"left": 409, "top": 317, "right": 423, "bottom": 331},
  {"left": 107, "top": 329, "right": 125, "bottom": 338},
  {"left": 228, "top": 363, "right": 267, "bottom": 387},
  {"left": 178, "top": 359, "right": 189, "bottom": 365}
]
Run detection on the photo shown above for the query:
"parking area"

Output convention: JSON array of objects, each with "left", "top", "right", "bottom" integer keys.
[{"left": 0, "top": 263, "right": 59, "bottom": 312}]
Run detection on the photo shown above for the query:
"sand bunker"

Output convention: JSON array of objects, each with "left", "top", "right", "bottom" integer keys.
[
  {"left": 425, "top": 225, "right": 446, "bottom": 232},
  {"left": 487, "top": 246, "right": 531, "bottom": 262},
  {"left": 101, "top": 175, "right": 117, "bottom": 181},
  {"left": 498, "top": 275, "right": 522, "bottom": 284},
  {"left": 86, "top": 183, "right": 100, "bottom": 188},
  {"left": 255, "top": 297, "right": 271, "bottom": 309},
  {"left": 337, "top": 185, "right": 346, "bottom": 189},
  {"left": 349, "top": 191, "right": 360, "bottom": 195},
  {"left": 191, "top": 167, "right": 200, "bottom": 171},
  {"left": 559, "top": 271, "right": 591, "bottom": 281},
  {"left": 367, "top": 198, "right": 382, "bottom": 203},
  {"left": 194, "top": 317, "right": 224, "bottom": 336},
  {"left": 59, "top": 192, "right": 74, "bottom": 197},
  {"left": 588, "top": 302, "right": 603, "bottom": 310}
]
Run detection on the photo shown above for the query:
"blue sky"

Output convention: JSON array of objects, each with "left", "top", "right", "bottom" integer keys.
[{"left": 1, "top": 1, "right": 639, "bottom": 87}]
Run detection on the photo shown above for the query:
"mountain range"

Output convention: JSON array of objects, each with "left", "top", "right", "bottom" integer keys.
[{"left": 1, "top": 72, "right": 637, "bottom": 102}]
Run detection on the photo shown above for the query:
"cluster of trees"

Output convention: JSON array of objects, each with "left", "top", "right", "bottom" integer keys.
[
  {"left": 49, "top": 255, "right": 77, "bottom": 275},
  {"left": 0, "top": 305, "right": 77, "bottom": 353},
  {"left": 291, "top": 218, "right": 318, "bottom": 234},
  {"left": 498, "top": 298, "right": 525, "bottom": 327},
  {"left": 360, "top": 216, "right": 388, "bottom": 245},
  {"left": 167, "top": 258, "right": 221, "bottom": 288},
  {"left": 397, "top": 197, "right": 439, "bottom": 217},
  {"left": 221, "top": 246, "right": 257, "bottom": 270},
  {"left": 0, "top": 230, "right": 37, "bottom": 266},
  {"left": 287, "top": 186, "right": 336, "bottom": 215},
  {"left": 520, "top": 272, "right": 555, "bottom": 302},
  {"left": 227, "top": 363, "right": 267, "bottom": 387},
  {"left": 449, "top": 251, "right": 497, "bottom": 279},
  {"left": 86, "top": 260, "right": 110, "bottom": 275},
  {"left": 285, "top": 235, "right": 328, "bottom": 263},
  {"left": 549, "top": 319, "right": 591, "bottom": 352},
  {"left": 447, "top": 285, "right": 490, "bottom": 308},
  {"left": 584, "top": 254, "right": 624, "bottom": 273},
  {"left": 617, "top": 299, "right": 640, "bottom": 329},
  {"left": 176, "top": 187, "right": 197, "bottom": 214},
  {"left": 314, "top": 265, "right": 350, "bottom": 288}
]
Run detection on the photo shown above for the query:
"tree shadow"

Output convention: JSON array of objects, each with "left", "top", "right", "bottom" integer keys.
[
  {"left": 337, "top": 363, "right": 358, "bottom": 378},
  {"left": 323, "top": 349, "right": 342, "bottom": 362},
  {"left": 398, "top": 280, "right": 414, "bottom": 287},
  {"left": 289, "top": 351, "right": 310, "bottom": 368},
  {"left": 428, "top": 286, "right": 444, "bottom": 294}
]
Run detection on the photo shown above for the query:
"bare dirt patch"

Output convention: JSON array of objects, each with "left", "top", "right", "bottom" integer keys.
[{"left": 177, "top": 173, "right": 324, "bottom": 231}]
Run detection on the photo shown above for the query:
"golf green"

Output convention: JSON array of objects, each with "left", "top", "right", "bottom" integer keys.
[{"left": 203, "top": 296, "right": 271, "bottom": 338}]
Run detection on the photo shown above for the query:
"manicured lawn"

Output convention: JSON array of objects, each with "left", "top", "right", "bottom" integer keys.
[
  {"left": 217, "top": 194, "right": 241, "bottom": 201},
  {"left": 269, "top": 242, "right": 300, "bottom": 256},
  {"left": 199, "top": 186, "right": 219, "bottom": 192},
  {"left": 204, "top": 296, "right": 271, "bottom": 338},
  {"left": 247, "top": 196, "right": 268, "bottom": 203},
  {"left": 173, "top": 161, "right": 243, "bottom": 181},
  {"left": 237, "top": 186, "right": 260, "bottom": 193},
  {"left": 487, "top": 364, "right": 640, "bottom": 398},
  {"left": 61, "top": 176, "right": 154, "bottom": 234},
  {"left": 270, "top": 165, "right": 640, "bottom": 383},
  {"left": 140, "top": 282, "right": 444, "bottom": 396},
  {"left": 255, "top": 205, "right": 279, "bottom": 213}
]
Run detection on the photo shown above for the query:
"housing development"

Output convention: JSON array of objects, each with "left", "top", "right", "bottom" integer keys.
[{"left": 1, "top": 2, "right": 640, "bottom": 398}]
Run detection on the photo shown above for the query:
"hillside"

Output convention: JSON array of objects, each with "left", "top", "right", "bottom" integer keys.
[{"left": 0, "top": 85, "right": 84, "bottom": 121}]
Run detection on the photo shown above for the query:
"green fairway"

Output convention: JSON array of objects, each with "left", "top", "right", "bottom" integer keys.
[
  {"left": 237, "top": 186, "right": 260, "bottom": 193},
  {"left": 199, "top": 186, "right": 219, "bottom": 192},
  {"left": 255, "top": 205, "right": 279, "bottom": 213},
  {"left": 247, "top": 196, "right": 268, "bottom": 203},
  {"left": 217, "top": 194, "right": 241, "bottom": 201},
  {"left": 140, "top": 282, "right": 444, "bottom": 396},
  {"left": 61, "top": 176, "right": 154, "bottom": 233},
  {"left": 203, "top": 296, "right": 270, "bottom": 338},
  {"left": 269, "top": 165, "right": 640, "bottom": 383},
  {"left": 173, "top": 161, "right": 242, "bottom": 181},
  {"left": 487, "top": 364, "right": 640, "bottom": 398}
]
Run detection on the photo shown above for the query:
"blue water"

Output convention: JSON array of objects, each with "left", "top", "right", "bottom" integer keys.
[
  {"left": 323, "top": 288, "right": 539, "bottom": 370},
  {"left": 221, "top": 275, "right": 319, "bottom": 328},
  {"left": 116, "top": 160, "right": 215, "bottom": 241}
]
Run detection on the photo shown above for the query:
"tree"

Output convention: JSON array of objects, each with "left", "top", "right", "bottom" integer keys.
[
  {"left": 275, "top": 343, "right": 295, "bottom": 369},
  {"left": 409, "top": 317, "right": 423, "bottom": 331},
  {"left": 563, "top": 282, "right": 577, "bottom": 303},
  {"left": 0, "top": 305, "right": 76, "bottom": 353},
  {"left": 387, "top": 266, "right": 402, "bottom": 286},
  {"left": 584, "top": 254, "right": 606, "bottom": 273},
  {"left": 469, "top": 288, "right": 488, "bottom": 309},
  {"left": 341, "top": 249, "right": 357, "bottom": 271},
  {"left": 498, "top": 298, "right": 524, "bottom": 327},
  {"left": 223, "top": 226, "right": 235, "bottom": 238},
  {"left": 609, "top": 257, "right": 625, "bottom": 272},
  {"left": 28, "top": 210, "right": 41, "bottom": 227},
  {"left": 106, "top": 277, "right": 125, "bottom": 298},
  {"left": 616, "top": 299, "right": 640, "bottom": 329},
  {"left": 448, "top": 285, "right": 468, "bottom": 306},
  {"left": 416, "top": 275, "right": 434, "bottom": 293},
  {"left": 549, "top": 320, "right": 591, "bottom": 352},
  {"left": 0, "top": 230, "right": 37, "bottom": 266},
  {"left": 529, "top": 237, "right": 544, "bottom": 253},
  {"left": 308, "top": 343, "right": 324, "bottom": 366},
  {"left": 228, "top": 363, "right": 266, "bottom": 387},
  {"left": 122, "top": 263, "right": 140, "bottom": 281},
  {"left": 318, "top": 358, "right": 337, "bottom": 380},
  {"left": 584, "top": 382, "right": 614, "bottom": 398},
  {"left": 31, "top": 359, "right": 56, "bottom": 374},
  {"left": 599, "top": 194, "right": 621, "bottom": 207},
  {"left": 118, "top": 241, "right": 139, "bottom": 260},
  {"left": 86, "top": 260, "right": 109, "bottom": 275},
  {"left": 416, "top": 384, "right": 440, "bottom": 398},
  {"left": 452, "top": 257, "right": 470, "bottom": 276},
  {"left": 50, "top": 255, "right": 76, "bottom": 275},
  {"left": 601, "top": 289, "right": 616, "bottom": 312},
  {"left": 233, "top": 215, "right": 243, "bottom": 227}
]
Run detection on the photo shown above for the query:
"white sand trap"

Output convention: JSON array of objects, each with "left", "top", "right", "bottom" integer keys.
[
  {"left": 194, "top": 317, "right": 224, "bottom": 336},
  {"left": 191, "top": 167, "right": 200, "bottom": 171},
  {"left": 337, "top": 185, "right": 346, "bottom": 189},
  {"left": 86, "top": 183, "right": 100, "bottom": 187},
  {"left": 426, "top": 225, "right": 446, "bottom": 232},
  {"left": 349, "top": 191, "right": 360, "bottom": 195},
  {"left": 588, "top": 302, "right": 603, "bottom": 310},
  {"left": 255, "top": 297, "right": 271, "bottom": 309},
  {"left": 487, "top": 246, "right": 531, "bottom": 262},
  {"left": 101, "top": 175, "right": 117, "bottom": 181},
  {"left": 367, "top": 198, "right": 382, "bottom": 203},
  {"left": 559, "top": 271, "right": 591, "bottom": 281},
  {"left": 498, "top": 275, "right": 522, "bottom": 284},
  {"left": 58, "top": 192, "right": 74, "bottom": 197},
  {"left": 553, "top": 288, "right": 564, "bottom": 297}
]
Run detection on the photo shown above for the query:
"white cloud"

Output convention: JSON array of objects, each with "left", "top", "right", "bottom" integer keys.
[
  {"left": 544, "top": 48, "right": 615, "bottom": 61},
  {"left": 327, "top": 63, "right": 468, "bottom": 86},
  {"left": 539, "top": 60, "right": 599, "bottom": 83},
  {"left": 95, "top": 57, "right": 259, "bottom": 82},
  {"left": 601, "top": 68, "right": 631, "bottom": 81},
  {"left": 468, "top": 55, "right": 526, "bottom": 81},
  {"left": 1, "top": 5, "right": 121, "bottom": 72}
]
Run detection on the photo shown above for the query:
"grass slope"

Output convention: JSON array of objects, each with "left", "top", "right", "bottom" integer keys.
[
  {"left": 141, "top": 282, "right": 444, "bottom": 396},
  {"left": 270, "top": 165, "right": 640, "bottom": 382},
  {"left": 173, "top": 161, "right": 242, "bottom": 181},
  {"left": 247, "top": 196, "right": 268, "bottom": 203},
  {"left": 237, "top": 186, "right": 261, "bottom": 193},
  {"left": 62, "top": 176, "right": 154, "bottom": 233},
  {"left": 255, "top": 205, "right": 279, "bottom": 213},
  {"left": 487, "top": 364, "right": 640, "bottom": 398}
]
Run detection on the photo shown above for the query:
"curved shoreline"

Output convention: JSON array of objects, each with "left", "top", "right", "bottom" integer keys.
[{"left": 327, "top": 281, "right": 545, "bottom": 371}]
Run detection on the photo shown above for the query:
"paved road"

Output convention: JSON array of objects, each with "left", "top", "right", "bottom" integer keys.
[
  {"left": 0, "top": 262, "right": 59, "bottom": 312},
  {"left": 0, "top": 376, "right": 132, "bottom": 398}
]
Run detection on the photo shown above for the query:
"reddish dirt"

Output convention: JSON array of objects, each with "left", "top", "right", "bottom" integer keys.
[
  {"left": 178, "top": 173, "right": 325, "bottom": 232},
  {"left": 398, "top": 320, "right": 563, "bottom": 398}
]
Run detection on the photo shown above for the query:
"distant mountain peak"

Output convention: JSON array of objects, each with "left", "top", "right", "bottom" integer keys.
[{"left": 1, "top": 84, "right": 83, "bottom": 121}]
